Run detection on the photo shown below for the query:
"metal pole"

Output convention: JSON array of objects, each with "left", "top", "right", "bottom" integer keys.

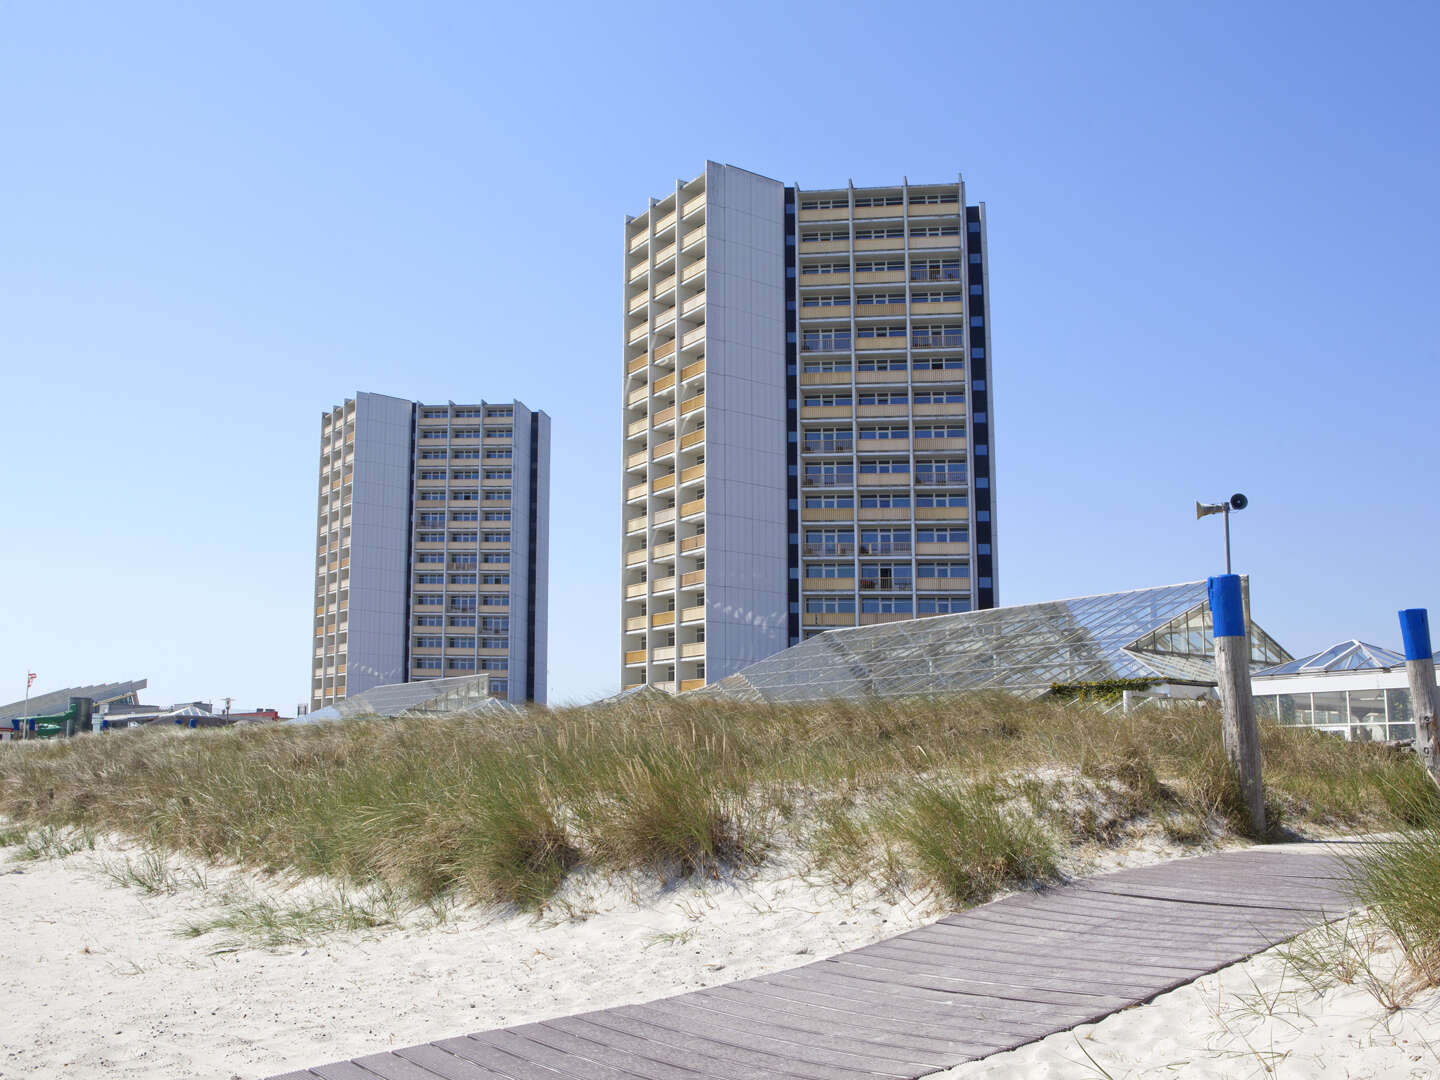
[
  {"left": 22, "top": 678, "right": 29, "bottom": 741},
  {"left": 1399, "top": 609, "right": 1440, "bottom": 789},
  {"left": 1210, "top": 574, "right": 1265, "bottom": 835},
  {"left": 1223, "top": 506, "right": 1232, "bottom": 575}
]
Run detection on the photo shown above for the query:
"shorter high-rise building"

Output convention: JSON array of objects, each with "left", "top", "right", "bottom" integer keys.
[{"left": 312, "top": 392, "right": 549, "bottom": 711}]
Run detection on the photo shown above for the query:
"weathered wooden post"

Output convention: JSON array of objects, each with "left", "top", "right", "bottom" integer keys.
[
  {"left": 1398, "top": 608, "right": 1440, "bottom": 789},
  {"left": 1210, "top": 573, "right": 1265, "bottom": 835}
]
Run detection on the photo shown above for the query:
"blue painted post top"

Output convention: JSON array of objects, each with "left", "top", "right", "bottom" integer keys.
[
  {"left": 1399, "top": 609, "right": 1432, "bottom": 661},
  {"left": 1208, "top": 574, "right": 1246, "bottom": 638}
]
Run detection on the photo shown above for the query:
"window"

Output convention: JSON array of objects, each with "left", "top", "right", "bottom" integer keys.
[
  {"left": 802, "top": 427, "right": 854, "bottom": 452},
  {"left": 914, "top": 424, "right": 965, "bottom": 439},
  {"left": 419, "top": 450, "right": 447, "bottom": 460},
  {"left": 860, "top": 563, "right": 913, "bottom": 589},
  {"left": 855, "top": 324, "right": 906, "bottom": 339},
  {"left": 416, "top": 552, "right": 445, "bottom": 565},
  {"left": 862, "top": 596, "right": 912, "bottom": 613},
  {"left": 855, "top": 258, "right": 905, "bottom": 273},
  {"left": 799, "top": 197, "right": 846, "bottom": 210},
  {"left": 450, "top": 596, "right": 477, "bottom": 611},
  {"left": 919, "top": 596, "right": 970, "bottom": 614},
  {"left": 452, "top": 448, "right": 482, "bottom": 460},
  {"left": 486, "top": 428, "right": 513, "bottom": 439},
  {"left": 448, "top": 657, "right": 477, "bottom": 672},
  {"left": 911, "top": 259, "right": 961, "bottom": 282},
  {"left": 415, "top": 573, "right": 444, "bottom": 584},
  {"left": 805, "top": 595, "right": 856, "bottom": 613},
  {"left": 451, "top": 469, "right": 480, "bottom": 480},
  {"left": 451, "top": 531, "right": 478, "bottom": 543},
  {"left": 912, "top": 291, "right": 964, "bottom": 304},
  {"left": 854, "top": 226, "right": 905, "bottom": 240},
  {"left": 853, "top": 193, "right": 903, "bottom": 207},
  {"left": 913, "top": 389, "right": 966, "bottom": 405},
  {"left": 917, "top": 562, "right": 970, "bottom": 578},
  {"left": 481, "top": 616, "right": 509, "bottom": 632},
  {"left": 805, "top": 563, "right": 852, "bottom": 579},
  {"left": 486, "top": 407, "right": 513, "bottom": 418},
  {"left": 483, "top": 490, "right": 511, "bottom": 501},
  {"left": 856, "top": 356, "right": 908, "bottom": 372},
  {"left": 482, "top": 552, "right": 510, "bottom": 564},
  {"left": 804, "top": 493, "right": 855, "bottom": 509},
  {"left": 909, "top": 225, "right": 961, "bottom": 237},
  {"left": 450, "top": 490, "right": 479, "bottom": 501},
  {"left": 860, "top": 527, "right": 911, "bottom": 555},
  {"left": 420, "top": 430, "right": 448, "bottom": 440},
  {"left": 917, "top": 526, "right": 969, "bottom": 543},
  {"left": 484, "top": 448, "right": 512, "bottom": 460},
  {"left": 450, "top": 573, "right": 478, "bottom": 585},
  {"left": 482, "top": 531, "right": 510, "bottom": 544},
  {"left": 859, "top": 425, "right": 908, "bottom": 440},
  {"left": 451, "top": 511, "right": 478, "bottom": 522},
  {"left": 453, "top": 429, "right": 481, "bottom": 440},
  {"left": 803, "top": 392, "right": 852, "bottom": 408},
  {"left": 969, "top": 284, "right": 983, "bottom": 296},
  {"left": 802, "top": 229, "right": 849, "bottom": 242},
  {"left": 481, "top": 636, "right": 507, "bottom": 649},
  {"left": 415, "top": 595, "right": 443, "bottom": 606},
  {"left": 913, "top": 324, "right": 966, "bottom": 348},
  {"left": 909, "top": 192, "right": 959, "bottom": 205},
  {"left": 804, "top": 528, "right": 854, "bottom": 556},
  {"left": 449, "top": 615, "right": 478, "bottom": 627},
  {"left": 858, "top": 390, "right": 906, "bottom": 406},
  {"left": 483, "top": 469, "right": 512, "bottom": 481},
  {"left": 968, "top": 221, "right": 981, "bottom": 232},
  {"left": 916, "top": 492, "right": 968, "bottom": 507},
  {"left": 915, "top": 459, "right": 967, "bottom": 485},
  {"left": 860, "top": 492, "right": 911, "bottom": 509},
  {"left": 447, "top": 636, "right": 477, "bottom": 649},
  {"left": 418, "top": 491, "right": 446, "bottom": 502},
  {"left": 481, "top": 595, "right": 508, "bottom": 606},
  {"left": 482, "top": 573, "right": 509, "bottom": 585},
  {"left": 481, "top": 657, "right": 509, "bottom": 671},
  {"left": 801, "top": 294, "right": 849, "bottom": 308},
  {"left": 482, "top": 510, "right": 511, "bottom": 522},
  {"left": 801, "top": 358, "right": 852, "bottom": 374},
  {"left": 453, "top": 408, "right": 483, "bottom": 418},
  {"left": 413, "top": 636, "right": 442, "bottom": 649},
  {"left": 418, "top": 513, "right": 445, "bottom": 526},
  {"left": 417, "top": 532, "right": 444, "bottom": 544},
  {"left": 414, "top": 657, "right": 443, "bottom": 670},
  {"left": 859, "top": 458, "right": 909, "bottom": 474},
  {"left": 855, "top": 292, "right": 905, "bottom": 306},
  {"left": 802, "top": 261, "right": 851, "bottom": 275},
  {"left": 912, "top": 356, "right": 964, "bottom": 370},
  {"left": 803, "top": 462, "right": 855, "bottom": 487},
  {"left": 801, "top": 329, "right": 852, "bottom": 352},
  {"left": 421, "top": 409, "right": 448, "bottom": 419}
]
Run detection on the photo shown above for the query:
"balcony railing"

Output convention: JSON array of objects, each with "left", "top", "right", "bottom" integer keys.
[
  {"left": 910, "top": 268, "right": 962, "bottom": 281},
  {"left": 802, "top": 441, "right": 854, "bottom": 454},
  {"left": 802, "top": 475, "right": 856, "bottom": 487},
  {"left": 912, "top": 333, "right": 966, "bottom": 348},
  {"left": 803, "top": 543, "right": 855, "bottom": 556},
  {"left": 859, "top": 542, "right": 912, "bottom": 555}
]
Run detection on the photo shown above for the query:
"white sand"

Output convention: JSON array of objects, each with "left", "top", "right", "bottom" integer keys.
[{"left": 3, "top": 835, "right": 1436, "bottom": 1080}]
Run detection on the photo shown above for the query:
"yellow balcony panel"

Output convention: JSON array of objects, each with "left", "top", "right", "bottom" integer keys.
[
  {"left": 654, "top": 242, "right": 677, "bottom": 264},
  {"left": 858, "top": 439, "right": 911, "bottom": 455},
  {"left": 626, "top": 481, "right": 647, "bottom": 500},
  {"left": 914, "top": 403, "right": 968, "bottom": 417},
  {"left": 854, "top": 238, "right": 907, "bottom": 253},
  {"left": 654, "top": 210, "right": 676, "bottom": 234},
  {"left": 625, "top": 581, "right": 646, "bottom": 599},
  {"left": 624, "top": 649, "right": 647, "bottom": 665},
  {"left": 627, "top": 417, "right": 648, "bottom": 438},
  {"left": 652, "top": 474, "right": 675, "bottom": 493},
  {"left": 627, "top": 450, "right": 647, "bottom": 469},
  {"left": 627, "top": 292, "right": 648, "bottom": 314},
  {"left": 804, "top": 612, "right": 857, "bottom": 627},
  {"left": 681, "top": 224, "right": 705, "bottom": 248},
  {"left": 859, "top": 507, "right": 912, "bottom": 521},
  {"left": 653, "top": 405, "right": 676, "bottom": 425},
  {"left": 679, "top": 429, "right": 705, "bottom": 451},
  {"left": 625, "top": 548, "right": 647, "bottom": 567},
  {"left": 653, "top": 340, "right": 676, "bottom": 362},
  {"left": 653, "top": 438, "right": 676, "bottom": 457},
  {"left": 912, "top": 301, "right": 965, "bottom": 315},
  {"left": 628, "top": 230, "right": 648, "bottom": 253},
  {"left": 918, "top": 578, "right": 970, "bottom": 592},
  {"left": 852, "top": 303, "right": 907, "bottom": 317},
  {"left": 800, "top": 405, "right": 854, "bottom": 420},
  {"left": 799, "top": 272, "right": 850, "bottom": 287},
  {"left": 652, "top": 575, "right": 676, "bottom": 591},
  {"left": 856, "top": 404, "right": 909, "bottom": 418},
  {"left": 654, "top": 273, "right": 677, "bottom": 297},
  {"left": 908, "top": 235, "right": 963, "bottom": 250},
  {"left": 914, "top": 437, "right": 966, "bottom": 451},
  {"left": 652, "top": 309, "right": 677, "bottom": 334},
  {"left": 679, "top": 678, "right": 705, "bottom": 693},
  {"left": 651, "top": 611, "right": 675, "bottom": 628},
  {"left": 628, "top": 322, "right": 649, "bottom": 345},
  {"left": 627, "top": 386, "right": 648, "bottom": 407},
  {"left": 681, "top": 497, "right": 705, "bottom": 518},
  {"left": 799, "top": 304, "right": 851, "bottom": 321},
  {"left": 681, "top": 294, "right": 705, "bottom": 317},
  {"left": 680, "top": 359, "right": 705, "bottom": 382},
  {"left": 653, "top": 507, "right": 675, "bottom": 526},
  {"left": 855, "top": 369, "right": 908, "bottom": 384},
  {"left": 681, "top": 569, "right": 705, "bottom": 588},
  {"left": 679, "top": 534, "right": 705, "bottom": 553},
  {"left": 679, "top": 642, "right": 705, "bottom": 659},
  {"left": 652, "top": 541, "right": 676, "bottom": 559},
  {"left": 917, "top": 542, "right": 970, "bottom": 556},
  {"left": 627, "top": 355, "right": 648, "bottom": 376},
  {"left": 653, "top": 371, "right": 676, "bottom": 393},
  {"left": 853, "top": 271, "right": 905, "bottom": 285},
  {"left": 798, "top": 206, "right": 847, "bottom": 223},
  {"left": 682, "top": 192, "right": 706, "bottom": 218},
  {"left": 681, "top": 327, "right": 705, "bottom": 351},
  {"left": 855, "top": 337, "right": 906, "bottom": 351},
  {"left": 625, "top": 615, "right": 647, "bottom": 632},
  {"left": 802, "top": 507, "right": 853, "bottom": 522},
  {"left": 916, "top": 506, "right": 970, "bottom": 521},
  {"left": 680, "top": 463, "right": 705, "bottom": 485},
  {"left": 681, "top": 258, "right": 705, "bottom": 282},
  {"left": 627, "top": 264, "right": 649, "bottom": 286},
  {"left": 854, "top": 206, "right": 904, "bottom": 221},
  {"left": 800, "top": 238, "right": 849, "bottom": 254},
  {"left": 800, "top": 371, "right": 851, "bottom": 387},
  {"left": 860, "top": 612, "right": 909, "bottom": 626},
  {"left": 680, "top": 604, "right": 705, "bottom": 623},
  {"left": 859, "top": 473, "right": 908, "bottom": 486},
  {"left": 651, "top": 645, "right": 675, "bottom": 662},
  {"left": 315, "top": 605, "right": 326, "bottom": 616},
  {"left": 911, "top": 367, "right": 966, "bottom": 382},
  {"left": 805, "top": 578, "right": 856, "bottom": 592}
]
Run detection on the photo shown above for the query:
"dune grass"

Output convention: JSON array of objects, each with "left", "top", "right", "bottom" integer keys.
[
  {"left": 0, "top": 694, "right": 1433, "bottom": 913},
  {"left": 1349, "top": 782, "right": 1440, "bottom": 987}
]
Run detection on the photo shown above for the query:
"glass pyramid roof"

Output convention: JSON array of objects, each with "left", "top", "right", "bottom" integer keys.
[
  {"left": 705, "top": 580, "right": 1292, "bottom": 703},
  {"left": 1254, "top": 639, "right": 1408, "bottom": 676}
]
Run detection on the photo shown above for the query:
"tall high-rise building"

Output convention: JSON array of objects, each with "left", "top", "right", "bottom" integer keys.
[
  {"left": 621, "top": 163, "right": 995, "bottom": 693},
  {"left": 313, "top": 392, "right": 550, "bottom": 710}
]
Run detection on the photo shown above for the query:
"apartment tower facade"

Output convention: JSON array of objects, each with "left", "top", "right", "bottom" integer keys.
[
  {"left": 621, "top": 163, "right": 994, "bottom": 693},
  {"left": 313, "top": 392, "right": 550, "bottom": 710}
]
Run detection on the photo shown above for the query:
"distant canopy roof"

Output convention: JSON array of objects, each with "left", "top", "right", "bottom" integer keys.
[
  {"left": 290, "top": 674, "right": 519, "bottom": 722},
  {"left": 1254, "top": 639, "right": 1411, "bottom": 677},
  {"left": 703, "top": 581, "right": 1291, "bottom": 704},
  {"left": 0, "top": 679, "right": 148, "bottom": 720}
]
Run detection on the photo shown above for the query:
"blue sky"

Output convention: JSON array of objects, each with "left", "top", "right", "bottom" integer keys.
[{"left": 2, "top": 1, "right": 1437, "bottom": 710}]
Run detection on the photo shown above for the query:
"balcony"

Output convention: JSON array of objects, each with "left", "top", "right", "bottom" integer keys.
[
  {"left": 653, "top": 506, "right": 675, "bottom": 526},
  {"left": 913, "top": 403, "right": 967, "bottom": 417},
  {"left": 799, "top": 238, "right": 848, "bottom": 254},
  {"left": 625, "top": 549, "right": 647, "bottom": 566},
  {"left": 652, "top": 473, "right": 675, "bottom": 493},
  {"left": 804, "top": 612, "right": 857, "bottom": 627},
  {"left": 679, "top": 429, "right": 705, "bottom": 450},
  {"left": 858, "top": 437, "right": 909, "bottom": 452},
  {"left": 680, "top": 605, "right": 705, "bottom": 623},
  {"left": 853, "top": 270, "right": 905, "bottom": 284},
  {"left": 680, "top": 327, "right": 705, "bottom": 351},
  {"left": 799, "top": 271, "right": 850, "bottom": 286},
  {"left": 800, "top": 405, "right": 853, "bottom": 420},
  {"left": 682, "top": 192, "right": 706, "bottom": 218},
  {"left": 680, "top": 359, "right": 705, "bottom": 382},
  {"left": 860, "top": 612, "right": 909, "bottom": 626},
  {"left": 855, "top": 336, "right": 906, "bottom": 351},
  {"left": 679, "top": 534, "right": 705, "bottom": 553},
  {"left": 803, "top": 543, "right": 855, "bottom": 557},
  {"left": 654, "top": 340, "right": 676, "bottom": 362},
  {"left": 918, "top": 578, "right": 970, "bottom": 592},
  {"left": 859, "top": 472, "right": 908, "bottom": 486},
  {"left": 681, "top": 497, "right": 705, "bottom": 518},
  {"left": 627, "top": 449, "right": 647, "bottom": 469},
  {"left": 651, "top": 645, "right": 675, "bottom": 662},
  {"left": 651, "top": 575, "right": 676, "bottom": 591},
  {"left": 801, "top": 506, "right": 853, "bottom": 522},
  {"left": 853, "top": 237, "right": 905, "bottom": 252},
  {"left": 911, "top": 367, "right": 965, "bottom": 382},
  {"left": 624, "top": 650, "right": 646, "bottom": 666},
  {"left": 856, "top": 404, "right": 908, "bottom": 418},
  {"left": 625, "top": 581, "right": 646, "bottom": 599},
  {"left": 654, "top": 371, "right": 676, "bottom": 393},
  {"left": 917, "top": 542, "right": 970, "bottom": 555},
  {"left": 628, "top": 262, "right": 648, "bottom": 283},
  {"left": 652, "top": 541, "right": 675, "bottom": 559},
  {"left": 627, "top": 386, "right": 648, "bottom": 407},
  {"left": 681, "top": 258, "right": 705, "bottom": 283},
  {"left": 627, "top": 292, "right": 648, "bottom": 314},
  {"left": 654, "top": 242, "right": 677, "bottom": 265},
  {"left": 914, "top": 437, "right": 966, "bottom": 451},
  {"left": 912, "top": 333, "right": 967, "bottom": 350},
  {"left": 653, "top": 438, "right": 675, "bottom": 458},
  {"left": 625, "top": 615, "right": 646, "bottom": 632},
  {"left": 679, "top": 679, "right": 706, "bottom": 693},
  {"left": 653, "top": 405, "right": 676, "bottom": 426},
  {"left": 654, "top": 273, "right": 677, "bottom": 298},
  {"left": 680, "top": 641, "right": 705, "bottom": 659},
  {"left": 681, "top": 569, "right": 705, "bottom": 588},
  {"left": 627, "top": 355, "right": 648, "bottom": 376},
  {"left": 916, "top": 505, "right": 969, "bottom": 520},
  {"left": 804, "top": 578, "right": 856, "bottom": 592},
  {"left": 681, "top": 225, "right": 705, "bottom": 249},
  {"left": 680, "top": 463, "right": 705, "bottom": 485},
  {"left": 628, "top": 230, "right": 648, "bottom": 253},
  {"left": 626, "top": 481, "right": 647, "bottom": 501},
  {"left": 627, "top": 417, "right": 648, "bottom": 438},
  {"left": 908, "top": 235, "right": 963, "bottom": 250},
  {"left": 681, "top": 293, "right": 705, "bottom": 317},
  {"left": 627, "top": 322, "right": 649, "bottom": 346},
  {"left": 654, "top": 210, "right": 676, "bottom": 234},
  {"left": 651, "top": 611, "right": 675, "bottom": 628}
]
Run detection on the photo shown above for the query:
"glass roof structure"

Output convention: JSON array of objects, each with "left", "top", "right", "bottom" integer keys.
[
  {"left": 292, "top": 674, "right": 520, "bottom": 722},
  {"left": 703, "top": 580, "right": 1292, "bottom": 703},
  {"left": 1254, "top": 640, "right": 1409, "bottom": 677}
]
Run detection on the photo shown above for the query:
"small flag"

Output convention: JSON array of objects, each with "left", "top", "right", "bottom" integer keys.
[{"left": 26, "top": 672, "right": 36, "bottom": 689}]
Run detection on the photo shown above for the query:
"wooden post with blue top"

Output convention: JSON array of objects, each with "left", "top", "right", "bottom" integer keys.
[
  {"left": 1209, "top": 573, "right": 1265, "bottom": 835},
  {"left": 1398, "top": 608, "right": 1440, "bottom": 788}
]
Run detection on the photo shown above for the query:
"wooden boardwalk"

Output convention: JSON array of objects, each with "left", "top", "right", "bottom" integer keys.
[{"left": 268, "top": 847, "right": 1355, "bottom": 1080}]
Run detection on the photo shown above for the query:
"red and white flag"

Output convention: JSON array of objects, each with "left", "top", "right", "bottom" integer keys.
[{"left": 26, "top": 672, "right": 36, "bottom": 689}]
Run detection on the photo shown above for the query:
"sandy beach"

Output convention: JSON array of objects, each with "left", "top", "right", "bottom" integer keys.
[{"left": 4, "top": 833, "right": 1438, "bottom": 1079}]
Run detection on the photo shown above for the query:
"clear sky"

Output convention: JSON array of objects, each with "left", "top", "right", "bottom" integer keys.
[{"left": 3, "top": 1, "right": 1437, "bottom": 710}]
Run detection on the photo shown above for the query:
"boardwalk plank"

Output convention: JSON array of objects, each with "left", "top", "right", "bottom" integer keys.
[
  {"left": 479, "top": 1030, "right": 668, "bottom": 1080},
  {"left": 859, "top": 935, "right": 1203, "bottom": 981},
  {"left": 313, "top": 1063, "right": 393, "bottom": 1080},
  {"left": 842, "top": 945, "right": 1174, "bottom": 999},
  {"left": 354, "top": 1053, "right": 471, "bottom": 1080},
  {"left": 392, "top": 1045, "right": 512, "bottom": 1080},
  {"left": 532, "top": 1017, "right": 770, "bottom": 1080},
  {"left": 904, "top": 921, "right": 1268, "bottom": 966},
  {"left": 820, "top": 957, "right": 1133, "bottom": 1011}
]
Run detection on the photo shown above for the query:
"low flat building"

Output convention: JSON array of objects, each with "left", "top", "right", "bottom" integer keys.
[{"left": 1253, "top": 640, "right": 1438, "bottom": 742}]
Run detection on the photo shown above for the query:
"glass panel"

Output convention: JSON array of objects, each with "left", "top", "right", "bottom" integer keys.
[
  {"left": 1254, "top": 695, "right": 1279, "bottom": 722},
  {"left": 1280, "top": 693, "right": 1311, "bottom": 726},
  {"left": 1312, "top": 691, "right": 1347, "bottom": 727},
  {"left": 1389, "top": 723, "right": 1416, "bottom": 742},
  {"left": 1387, "top": 688, "right": 1414, "bottom": 725},
  {"left": 1348, "top": 688, "right": 1385, "bottom": 728}
]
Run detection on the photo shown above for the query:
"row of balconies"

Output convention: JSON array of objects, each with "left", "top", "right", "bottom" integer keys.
[
  {"left": 798, "top": 302, "right": 966, "bottom": 320},
  {"left": 796, "top": 203, "right": 960, "bottom": 224},
  {"left": 802, "top": 577, "right": 971, "bottom": 592},
  {"left": 798, "top": 269, "right": 961, "bottom": 287},
  {"left": 799, "top": 369, "right": 964, "bottom": 387},
  {"left": 800, "top": 505, "right": 969, "bottom": 523},
  {"left": 801, "top": 335, "right": 967, "bottom": 354},
  {"left": 627, "top": 193, "right": 705, "bottom": 252},
  {"left": 798, "top": 235, "right": 961, "bottom": 255},
  {"left": 624, "top": 606, "right": 707, "bottom": 632},
  {"left": 624, "top": 568, "right": 706, "bottom": 599},
  {"left": 800, "top": 437, "right": 967, "bottom": 454},
  {"left": 801, "top": 541, "right": 968, "bottom": 557},
  {"left": 629, "top": 251, "right": 706, "bottom": 288},
  {"left": 624, "top": 640, "right": 706, "bottom": 666},
  {"left": 802, "top": 403, "right": 967, "bottom": 420}
]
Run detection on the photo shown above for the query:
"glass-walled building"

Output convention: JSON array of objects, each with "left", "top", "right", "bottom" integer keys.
[{"left": 1252, "top": 640, "right": 1435, "bottom": 742}]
